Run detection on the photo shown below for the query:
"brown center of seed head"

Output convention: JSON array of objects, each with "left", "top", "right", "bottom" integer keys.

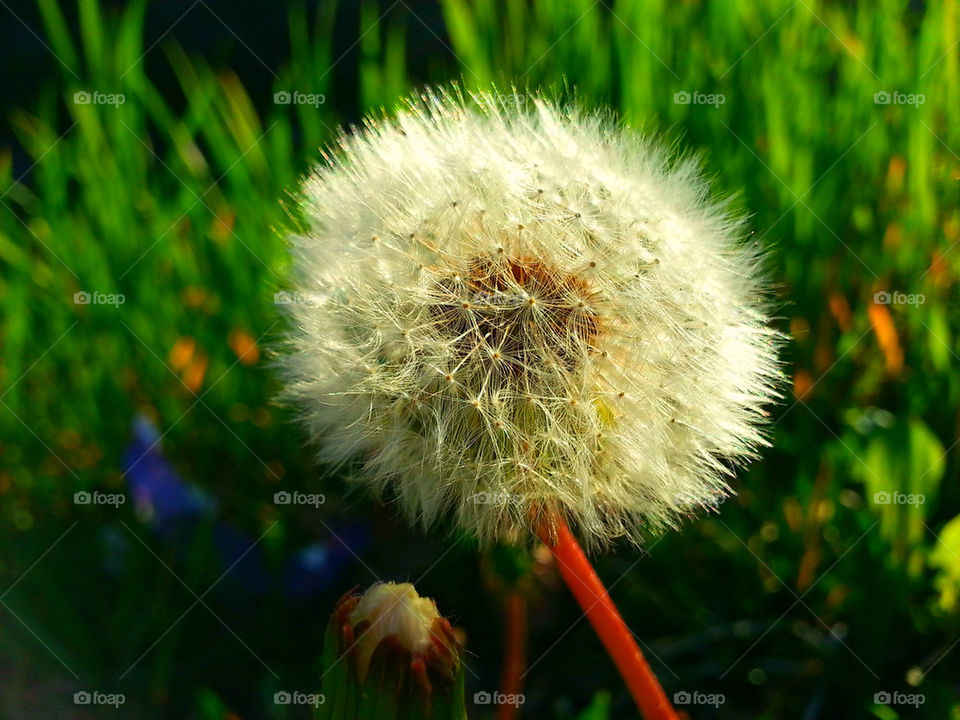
[{"left": 432, "top": 256, "right": 601, "bottom": 377}]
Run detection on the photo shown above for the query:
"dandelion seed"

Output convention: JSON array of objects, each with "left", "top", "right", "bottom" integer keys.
[{"left": 281, "top": 86, "right": 781, "bottom": 550}]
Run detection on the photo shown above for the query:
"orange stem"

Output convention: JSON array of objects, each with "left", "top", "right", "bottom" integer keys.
[
  {"left": 538, "top": 516, "right": 679, "bottom": 720},
  {"left": 496, "top": 591, "right": 527, "bottom": 720}
]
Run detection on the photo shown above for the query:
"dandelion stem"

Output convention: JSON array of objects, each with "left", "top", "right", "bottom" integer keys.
[
  {"left": 538, "top": 516, "right": 679, "bottom": 720},
  {"left": 496, "top": 591, "right": 527, "bottom": 720}
]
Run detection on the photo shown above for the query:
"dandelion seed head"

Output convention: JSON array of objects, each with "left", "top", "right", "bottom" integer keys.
[{"left": 282, "top": 86, "right": 781, "bottom": 549}]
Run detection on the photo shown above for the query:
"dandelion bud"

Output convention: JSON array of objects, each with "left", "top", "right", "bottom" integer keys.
[
  {"left": 318, "top": 583, "right": 466, "bottom": 720},
  {"left": 282, "top": 86, "right": 781, "bottom": 549}
]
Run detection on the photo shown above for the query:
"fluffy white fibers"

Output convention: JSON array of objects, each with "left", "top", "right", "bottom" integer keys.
[{"left": 281, "top": 87, "right": 781, "bottom": 550}]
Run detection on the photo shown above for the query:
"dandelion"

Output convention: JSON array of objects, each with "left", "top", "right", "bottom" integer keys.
[
  {"left": 319, "top": 582, "right": 465, "bottom": 719},
  {"left": 282, "top": 86, "right": 780, "bottom": 550},
  {"left": 282, "top": 86, "right": 781, "bottom": 719}
]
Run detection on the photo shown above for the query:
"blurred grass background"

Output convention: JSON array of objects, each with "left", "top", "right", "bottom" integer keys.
[{"left": 1, "top": 0, "right": 959, "bottom": 718}]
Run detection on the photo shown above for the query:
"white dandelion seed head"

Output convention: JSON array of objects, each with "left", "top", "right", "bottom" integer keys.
[{"left": 281, "top": 86, "right": 781, "bottom": 550}]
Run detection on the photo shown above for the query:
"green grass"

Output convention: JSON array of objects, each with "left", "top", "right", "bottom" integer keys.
[{"left": 1, "top": 0, "right": 959, "bottom": 718}]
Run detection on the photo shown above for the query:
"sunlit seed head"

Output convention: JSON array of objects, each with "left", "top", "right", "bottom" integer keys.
[{"left": 281, "top": 85, "right": 782, "bottom": 550}]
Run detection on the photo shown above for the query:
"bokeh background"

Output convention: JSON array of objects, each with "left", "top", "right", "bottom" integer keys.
[{"left": 1, "top": 1, "right": 959, "bottom": 718}]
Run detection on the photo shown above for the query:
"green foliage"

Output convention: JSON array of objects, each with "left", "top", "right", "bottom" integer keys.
[
  {"left": 930, "top": 515, "right": 960, "bottom": 613},
  {"left": 846, "top": 412, "right": 946, "bottom": 573},
  {"left": 575, "top": 690, "right": 611, "bottom": 720},
  {"left": 1, "top": 1, "right": 959, "bottom": 718}
]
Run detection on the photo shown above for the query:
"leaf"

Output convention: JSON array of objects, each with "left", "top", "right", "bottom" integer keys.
[
  {"left": 929, "top": 515, "right": 960, "bottom": 612},
  {"left": 576, "top": 690, "right": 612, "bottom": 720},
  {"left": 851, "top": 417, "right": 944, "bottom": 569}
]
